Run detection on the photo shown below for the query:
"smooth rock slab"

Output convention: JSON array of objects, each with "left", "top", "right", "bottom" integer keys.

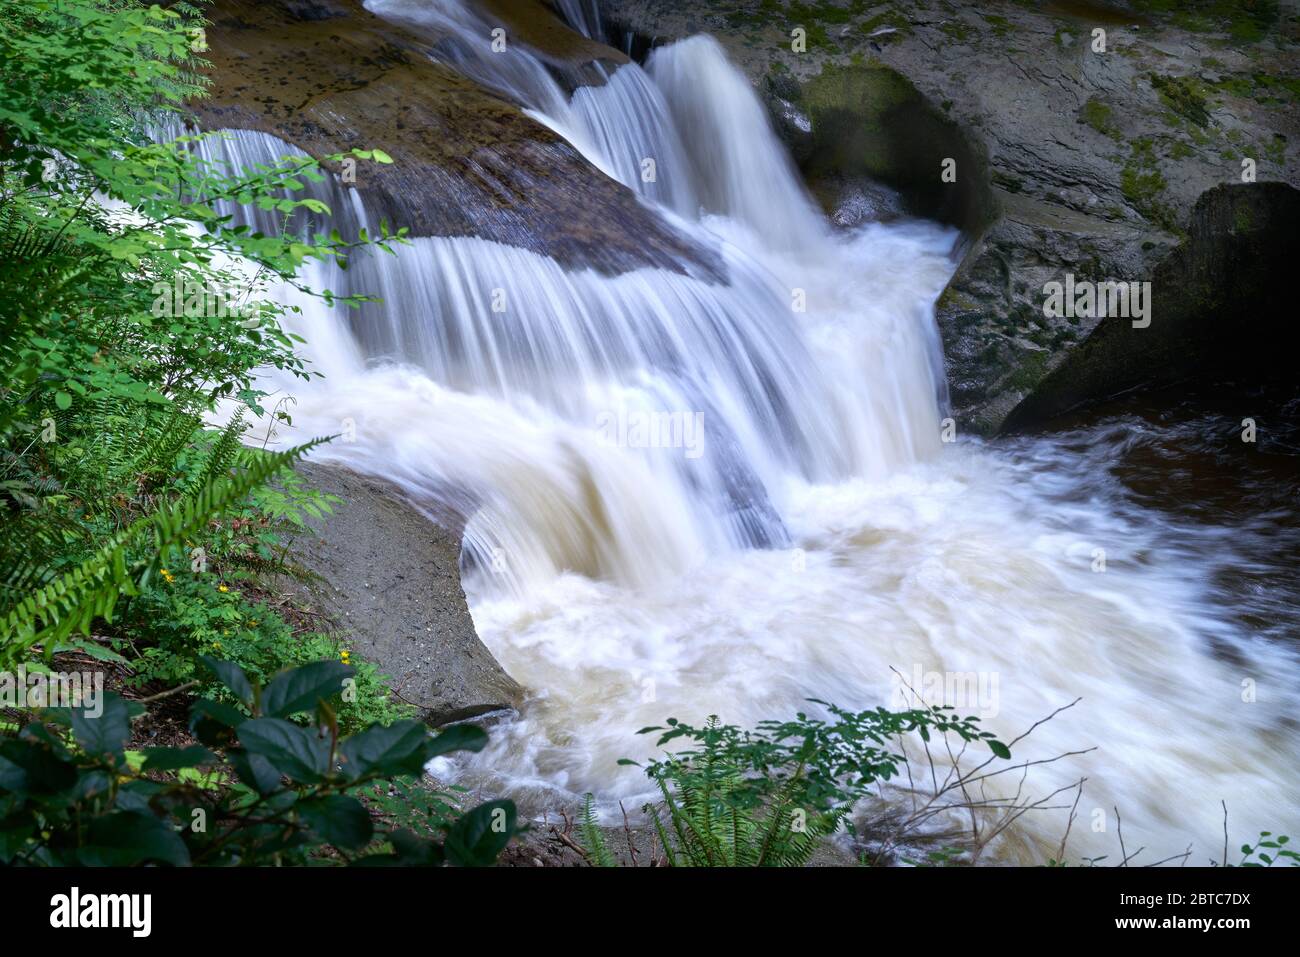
[{"left": 283, "top": 462, "right": 523, "bottom": 726}]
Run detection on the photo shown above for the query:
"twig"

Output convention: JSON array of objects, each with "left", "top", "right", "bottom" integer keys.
[
  {"left": 1055, "top": 778, "right": 1086, "bottom": 865},
  {"left": 136, "top": 680, "right": 198, "bottom": 704},
  {"left": 620, "top": 800, "right": 639, "bottom": 867},
  {"left": 549, "top": 824, "right": 592, "bottom": 863},
  {"left": 1221, "top": 800, "right": 1229, "bottom": 868}
]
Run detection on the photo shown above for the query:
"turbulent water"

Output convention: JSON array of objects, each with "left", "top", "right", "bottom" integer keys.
[{"left": 203, "top": 0, "right": 1299, "bottom": 863}]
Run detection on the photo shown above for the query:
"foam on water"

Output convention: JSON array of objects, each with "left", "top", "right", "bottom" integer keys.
[{"left": 193, "top": 2, "right": 1299, "bottom": 862}]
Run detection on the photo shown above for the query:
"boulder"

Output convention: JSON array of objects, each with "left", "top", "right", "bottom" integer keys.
[
  {"left": 283, "top": 462, "right": 523, "bottom": 726},
  {"left": 191, "top": 0, "right": 722, "bottom": 279}
]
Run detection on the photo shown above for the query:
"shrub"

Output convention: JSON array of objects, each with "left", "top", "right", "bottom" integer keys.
[
  {"left": 615, "top": 701, "right": 1010, "bottom": 867},
  {"left": 0, "top": 657, "right": 518, "bottom": 866}
]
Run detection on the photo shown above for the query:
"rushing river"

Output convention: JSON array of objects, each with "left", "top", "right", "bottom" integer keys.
[{"left": 205, "top": 0, "right": 1299, "bottom": 863}]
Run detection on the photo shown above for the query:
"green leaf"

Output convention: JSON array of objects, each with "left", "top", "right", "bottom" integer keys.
[
  {"left": 78, "top": 811, "right": 190, "bottom": 866},
  {"left": 226, "top": 747, "right": 283, "bottom": 795},
  {"left": 442, "top": 800, "right": 518, "bottom": 867},
  {"left": 296, "top": 795, "right": 374, "bottom": 850},
  {"left": 71, "top": 693, "right": 132, "bottom": 762},
  {"left": 54, "top": 391, "right": 72, "bottom": 410},
  {"left": 988, "top": 740, "right": 1012, "bottom": 760},
  {"left": 237, "top": 718, "right": 329, "bottom": 782},
  {"left": 63, "top": 639, "right": 131, "bottom": 666},
  {"left": 338, "top": 720, "right": 431, "bottom": 780},
  {"left": 140, "top": 745, "right": 215, "bottom": 772},
  {"left": 199, "top": 656, "right": 254, "bottom": 707},
  {"left": 426, "top": 723, "right": 489, "bottom": 760},
  {"left": 261, "top": 660, "right": 353, "bottom": 718},
  {"left": 0, "top": 740, "right": 78, "bottom": 797},
  {"left": 189, "top": 697, "right": 247, "bottom": 733}
]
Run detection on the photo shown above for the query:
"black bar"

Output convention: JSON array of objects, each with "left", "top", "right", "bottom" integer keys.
[{"left": 3, "top": 864, "right": 1288, "bottom": 942}]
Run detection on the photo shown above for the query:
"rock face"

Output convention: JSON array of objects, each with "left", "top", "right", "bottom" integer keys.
[
  {"left": 596, "top": 0, "right": 1300, "bottom": 432},
  {"left": 192, "top": 0, "right": 722, "bottom": 279},
  {"left": 284, "top": 463, "right": 523, "bottom": 725}
]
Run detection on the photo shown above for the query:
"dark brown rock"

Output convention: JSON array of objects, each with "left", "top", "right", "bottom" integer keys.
[{"left": 192, "top": 0, "right": 722, "bottom": 279}]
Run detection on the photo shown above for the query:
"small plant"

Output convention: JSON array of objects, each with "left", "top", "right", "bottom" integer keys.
[
  {"left": 0, "top": 657, "right": 519, "bottom": 866},
  {"left": 576, "top": 792, "right": 618, "bottom": 867},
  {"left": 1238, "top": 831, "right": 1298, "bottom": 867},
  {"left": 621, "top": 701, "right": 1011, "bottom": 867},
  {"left": 1081, "top": 97, "right": 1120, "bottom": 138}
]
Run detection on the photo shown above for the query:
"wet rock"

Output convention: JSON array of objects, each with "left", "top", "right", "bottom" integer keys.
[
  {"left": 282, "top": 462, "right": 524, "bottom": 726},
  {"left": 599, "top": 0, "right": 1300, "bottom": 432},
  {"left": 825, "top": 177, "right": 908, "bottom": 227},
  {"left": 193, "top": 0, "right": 723, "bottom": 280}
]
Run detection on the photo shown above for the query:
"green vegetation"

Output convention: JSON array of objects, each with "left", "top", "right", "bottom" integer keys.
[
  {"left": 0, "top": 657, "right": 517, "bottom": 865},
  {"left": 981, "top": 13, "right": 1013, "bottom": 38},
  {"left": 940, "top": 18, "right": 972, "bottom": 42},
  {"left": 1149, "top": 73, "right": 1213, "bottom": 127},
  {"left": 1121, "top": 138, "right": 1179, "bottom": 232},
  {"left": 1213, "top": 71, "right": 1300, "bottom": 106},
  {"left": 0, "top": 0, "right": 405, "bottom": 712},
  {"left": 1239, "top": 832, "right": 1300, "bottom": 866},
  {"left": 0, "top": 0, "right": 511, "bottom": 865},
  {"left": 1131, "top": 0, "right": 1279, "bottom": 43},
  {"left": 576, "top": 702, "right": 1012, "bottom": 867},
  {"left": 576, "top": 703, "right": 1297, "bottom": 868},
  {"left": 1081, "top": 97, "right": 1120, "bottom": 138}
]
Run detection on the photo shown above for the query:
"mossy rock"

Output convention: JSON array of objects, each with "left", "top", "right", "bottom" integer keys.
[{"left": 799, "top": 61, "right": 995, "bottom": 235}]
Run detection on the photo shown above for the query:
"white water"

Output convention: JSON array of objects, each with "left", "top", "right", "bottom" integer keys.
[{"left": 203, "top": 2, "right": 1298, "bottom": 863}]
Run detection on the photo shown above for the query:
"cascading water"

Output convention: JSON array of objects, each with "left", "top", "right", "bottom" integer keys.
[{"left": 200, "top": 0, "right": 1299, "bottom": 862}]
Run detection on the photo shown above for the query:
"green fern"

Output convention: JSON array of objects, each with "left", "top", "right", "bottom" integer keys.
[
  {"left": 0, "top": 437, "right": 326, "bottom": 662},
  {"left": 576, "top": 793, "right": 618, "bottom": 867},
  {"left": 112, "top": 403, "right": 202, "bottom": 487},
  {"left": 628, "top": 708, "right": 946, "bottom": 867},
  {"left": 184, "top": 409, "right": 246, "bottom": 496},
  {"left": 646, "top": 773, "right": 842, "bottom": 867}
]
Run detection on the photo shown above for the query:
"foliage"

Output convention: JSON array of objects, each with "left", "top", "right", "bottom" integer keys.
[
  {"left": 1237, "top": 831, "right": 1298, "bottom": 867},
  {"left": 0, "top": 657, "right": 518, "bottom": 866},
  {"left": 114, "top": 575, "right": 406, "bottom": 734},
  {"left": 0, "top": 0, "right": 406, "bottom": 729},
  {"left": 1, "top": 438, "right": 324, "bottom": 657},
  {"left": 0, "top": 1, "right": 400, "bottom": 665},
  {"left": 621, "top": 701, "right": 1011, "bottom": 867},
  {"left": 576, "top": 792, "right": 618, "bottom": 867}
]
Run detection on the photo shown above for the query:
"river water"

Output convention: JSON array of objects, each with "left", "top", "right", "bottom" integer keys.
[{"left": 207, "top": 0, "right": 1298, "bottom": 863}]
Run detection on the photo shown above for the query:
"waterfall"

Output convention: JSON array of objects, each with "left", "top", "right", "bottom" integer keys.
[{"left": 193, "top": 1, "right": 1300, "bottom": 864}]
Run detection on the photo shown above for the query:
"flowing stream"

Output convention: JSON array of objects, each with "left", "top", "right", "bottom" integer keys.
[{"left": 199, "top": 0, "right": 1299, "bottom": 863}]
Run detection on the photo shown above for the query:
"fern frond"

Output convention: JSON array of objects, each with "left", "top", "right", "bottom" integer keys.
[
  {"left": 0, "top": 437, "right": 326, "bottom": 663},
  {"left": 576, "top": 793, "right": 617, "bottom": 867},
  {"left": 0, "top": 508, "right": 91, "bottom": 602},
  {"left": 646, "top": 802, "right": 680, "bottom": 868},
  {"left": 112, "top": 403, "right": 202, "bottom": 486},
  {"left": 184, "top": 409, "right": 246, "bottom": 496}
]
